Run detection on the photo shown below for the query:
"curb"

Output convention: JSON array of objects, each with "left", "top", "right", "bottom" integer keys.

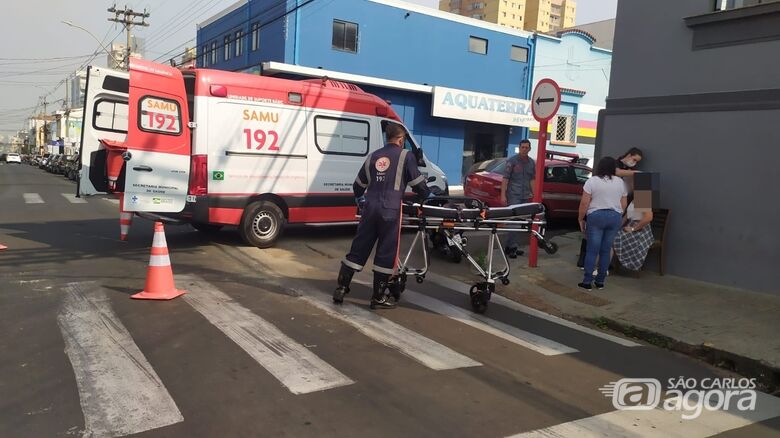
[{"left": 585, "top": 316, "right": 780, "bottom": 395}]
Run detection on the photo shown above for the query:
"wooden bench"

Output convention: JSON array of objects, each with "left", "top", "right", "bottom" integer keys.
[{"left": 646, "top": 208, "right": 670, "bottom": 275}]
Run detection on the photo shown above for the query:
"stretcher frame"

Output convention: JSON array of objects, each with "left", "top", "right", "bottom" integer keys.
[{"left": 394, "top": 197, "right": 555, "bottom": 313}]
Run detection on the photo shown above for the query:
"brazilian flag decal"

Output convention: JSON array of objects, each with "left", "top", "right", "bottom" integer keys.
[{"left": 212, "top": 170, "right": 225, "bottom": 181}]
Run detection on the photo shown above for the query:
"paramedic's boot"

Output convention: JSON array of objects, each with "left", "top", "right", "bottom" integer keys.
[
  {"left": 370, "top": 272, "right": 396, "bottom": 310},
  {"left": 333, "top": 264, "right": 355, "bottom": 304},
  {"left": 387, "top": 274, "right": 406, "bottom": 302}
]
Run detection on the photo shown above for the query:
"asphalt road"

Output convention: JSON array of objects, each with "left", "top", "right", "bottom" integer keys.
[{"left": 1, "top": 162, "right": 779, "bottom": 437}]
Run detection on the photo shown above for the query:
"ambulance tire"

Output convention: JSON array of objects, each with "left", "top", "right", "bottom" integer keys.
[{"left": 240, "top": 200, "right": 285, "bottom": 248}]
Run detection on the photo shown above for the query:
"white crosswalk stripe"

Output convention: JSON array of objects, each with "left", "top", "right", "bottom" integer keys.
[
  {"left": 103, "top": 197, "right": 119, "bottom": 205},
  {"left": 424, "top": 272, "right": 640, "bottom": 347},
  {"left": 506, "top": 391, "right": 780, "bottom": 438},
  {"left": 179, "top": 274, "right": 354, "bottom": 395},
  {"left": 23, "top": 193, "right": 44, "bottom": 204},
  {"left": 294, "top": 286, "right": 482, "bottom": 371},
  {"left": 61, "top": 193, "right": 87, "bottom": 203},
  {"left": 58, "top": 282, "right": 183, "bottom": 437}
]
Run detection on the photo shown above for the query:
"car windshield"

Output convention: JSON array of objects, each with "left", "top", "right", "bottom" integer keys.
[{"left": 485, "top": 159, "right": 506, "bottom": 174}]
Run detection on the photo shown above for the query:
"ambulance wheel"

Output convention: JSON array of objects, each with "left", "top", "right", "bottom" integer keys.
[
  {"left": 192, "top": 222, "right": 223, "bottom": 234},
  {"left": 240, "top": 201, "right": 285, "bottom": 248}
]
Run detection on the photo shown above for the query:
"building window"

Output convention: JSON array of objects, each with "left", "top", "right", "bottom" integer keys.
[
  {"left": 314, "top": 116, "right": 369, "bottom": 156},
  {"left": 510, "top": 45, "right": 528, "bottom": 62},
  {"left": 201, "top": 45, "right": 208, "bottom": 66},
  {"left": 235, "top": 30, "right": 244, "bottom": 57},
  {"left": 468, "top": 36, "right": 488, "bottom": 54},
  {"left": 332, "top": 20, "right": 358, "bottom": 53},
  {"left": 224, "top": 35, "right": 231, "bottom": 60},
  {"left": 552, "top": 114, "right": 577, "bottom": 145},
  {"left": 251, "top": 22, "right": 260, "bottom": 51},
  {"left": 714, "top": 0, "right": 779, "bottom": 10},
  {"left": 210, "top": 41, "right": 217, "bottom": 65}
]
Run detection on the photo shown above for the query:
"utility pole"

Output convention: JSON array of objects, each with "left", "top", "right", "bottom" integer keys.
[{"left": 107, "top": 4, "right": 150, "bottom": 70}]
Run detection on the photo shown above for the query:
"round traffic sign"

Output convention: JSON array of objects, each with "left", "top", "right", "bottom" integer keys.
[{"left": 531, "top": 79, "right": 562, "bottom": 122}]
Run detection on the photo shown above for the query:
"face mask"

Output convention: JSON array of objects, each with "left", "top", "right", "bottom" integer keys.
[{"left": 624, "top": 159, "right": 637, "bottom": 168}]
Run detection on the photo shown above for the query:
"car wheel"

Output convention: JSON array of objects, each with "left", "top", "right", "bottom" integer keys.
[{"left": 239, "top": 200, "right": 285, "bottom": 248}]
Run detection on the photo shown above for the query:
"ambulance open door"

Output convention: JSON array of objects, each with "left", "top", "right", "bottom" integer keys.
[{"left": 120, "top": 59, "right": 191, "bottom": 213}]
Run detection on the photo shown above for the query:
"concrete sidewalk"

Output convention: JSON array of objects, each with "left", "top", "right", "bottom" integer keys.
[{"left": 305, "top": 228, "right": 780, "bottom": 391}]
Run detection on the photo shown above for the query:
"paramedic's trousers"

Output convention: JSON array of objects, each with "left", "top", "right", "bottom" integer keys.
[
  {"left": 505, "top": 196, "right": 531, "bottom": 252},
  {"left": 343, "top": 203, "right": 401, "bottom": 275}
]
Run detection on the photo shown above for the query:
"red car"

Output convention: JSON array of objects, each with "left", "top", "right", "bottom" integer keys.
[{"left": 463, "top": 151, "right": 592, "bottom": 219}]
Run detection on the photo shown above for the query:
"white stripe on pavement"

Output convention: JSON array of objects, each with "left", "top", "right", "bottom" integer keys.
[
  {"left": 23, "top": 193, "right": 44, "bottom": 204},
  {"left": 296, "top": 287, "right": 482, "bottom": 371},
  {"left": 396, "top": 286, "right": 578, "bottom": 356},
  {"left": 61, "top": 193, "right": 87, "bottom": 203},
  {"left": 506, "top": 392, "right": 780, "bottom": 437},
  {"left": 424, "top": 272, "right": 640, "bottom": 347},
  {"left": 179, "top": 275, "right": 354, "bottom": 395},
  {"left": 58, "top": 282, "right": 183, "bottom": 437},
  {"left": 104, "top": 198, "right": 120, "bottom": 205}
]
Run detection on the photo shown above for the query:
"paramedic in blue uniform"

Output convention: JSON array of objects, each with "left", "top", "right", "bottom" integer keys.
[{"left": 333, "top": 123, "right": 431, "bottom": 309}]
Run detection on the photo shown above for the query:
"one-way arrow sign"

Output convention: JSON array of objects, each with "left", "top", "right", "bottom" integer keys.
[{"left": 531, "top": 79, "right": 561, "bottom": 122}]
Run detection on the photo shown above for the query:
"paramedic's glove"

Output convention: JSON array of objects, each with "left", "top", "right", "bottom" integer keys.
[{"left": 355, "top": 196, "right": 366, "bottom": 214}]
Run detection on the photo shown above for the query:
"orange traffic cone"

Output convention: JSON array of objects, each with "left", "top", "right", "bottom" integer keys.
[
  {"left": 131, "top": 222, "right": 185, "bottom": 300},
  {"left": 119, "top": 193, "right": 133, "bottom": 241}
]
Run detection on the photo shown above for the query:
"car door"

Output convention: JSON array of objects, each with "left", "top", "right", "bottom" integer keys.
[
  {"left": 121, "top": 59, "right": 191, "bottom": 213},
  {"left": 78, "top": 66, "right": 129, "bottom": 196}
]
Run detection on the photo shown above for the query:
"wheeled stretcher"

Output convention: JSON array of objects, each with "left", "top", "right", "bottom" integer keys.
[{"left": 392, "top": 197, "right": 558, "bottom": 313}]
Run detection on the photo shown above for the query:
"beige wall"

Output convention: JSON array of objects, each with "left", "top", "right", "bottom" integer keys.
[{"left": 439, "top": 0, "right": 575, "bottom": 32}]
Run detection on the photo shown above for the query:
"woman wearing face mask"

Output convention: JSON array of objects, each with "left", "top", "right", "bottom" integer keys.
[{"left": 615, "top": 147, "right": 643, "bottom": 178}]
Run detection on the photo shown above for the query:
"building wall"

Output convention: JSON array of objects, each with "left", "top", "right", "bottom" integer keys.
[
  {"left": 294, "top": 0, "right": 532, "bottom": 97},
  {"left": 530, "top": 32, "right": 611, "bottom": 163},
  {"left": 600, "top": 0, "right": 780, "bottom": 294}
]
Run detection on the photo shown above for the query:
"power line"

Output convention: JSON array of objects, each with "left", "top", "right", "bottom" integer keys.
[
  {"left": 161, "top": 0, "right": 315, "bottom": 66},
  {"left": 151, "top": 0, "right": 290, "bottom": 64}
]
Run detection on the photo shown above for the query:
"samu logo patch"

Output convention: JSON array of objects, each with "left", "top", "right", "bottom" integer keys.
[{"left": 375, "top": 157, "right": 390, "bottom": 172}]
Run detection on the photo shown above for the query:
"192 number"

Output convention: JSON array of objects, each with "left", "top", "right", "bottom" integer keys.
[
  {"left": 243, "top": 129, "right": 280, "bottom": 151},
  {"left": 145, "top": 111, "right": 178, "bottom": 131}
]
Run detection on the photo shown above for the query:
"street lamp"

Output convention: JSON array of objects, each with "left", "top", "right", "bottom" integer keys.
[{"left": 61, "top": 20, "right": 122, "bottom": 67}]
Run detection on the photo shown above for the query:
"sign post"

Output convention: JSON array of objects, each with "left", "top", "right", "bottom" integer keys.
[{"left": 529, "top": 79, "right": 561, "bottom": 268}]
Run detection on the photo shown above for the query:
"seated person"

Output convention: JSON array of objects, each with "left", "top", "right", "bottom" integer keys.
[{"left": 612, "top": 201, "right": 654, "bottom": 271}]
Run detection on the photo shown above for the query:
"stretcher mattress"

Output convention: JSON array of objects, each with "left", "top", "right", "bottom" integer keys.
[{"left": 402, "top": 201, "right": 544, "bottom": 220}]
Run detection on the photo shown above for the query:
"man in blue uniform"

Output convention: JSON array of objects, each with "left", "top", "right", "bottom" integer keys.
[
  {"left": 333, "top": 123, "right": 431, "bottom": 309},
  {"left": 500, "top": 139, "right": 536, "bottom": 258}
]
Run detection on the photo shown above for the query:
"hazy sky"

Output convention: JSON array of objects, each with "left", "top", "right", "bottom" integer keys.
[{"left": 0, "top": 0, "right": 617, "bottom": 139}]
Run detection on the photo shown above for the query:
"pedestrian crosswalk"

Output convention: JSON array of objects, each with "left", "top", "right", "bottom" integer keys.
[
  {"left": 50, "top": 275, "right": 780, "bottom": 437},
  {"left": 17, "top": 192, "right": 119, "bottom": 205}
]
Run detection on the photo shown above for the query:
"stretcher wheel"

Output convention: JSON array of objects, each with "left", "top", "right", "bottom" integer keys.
[
  {"left": 469, "top": 285, "right": 488, "bottom": 314},
  {"left": 416, "top": 276, "right": 424, "bottom": 284},
  {"left": 543, "top": 240, "right": 559, "bottom": 255},
  {"left": 501, "top": 278, "right": 510, "bottom": 286}
]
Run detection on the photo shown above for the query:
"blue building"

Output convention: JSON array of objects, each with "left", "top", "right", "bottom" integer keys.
[
  {"left": 529, "top": 30, "right": 612, "bottom": 164},
  {"left": 196, "top": 0, "right": 537, "bottom": 184}
]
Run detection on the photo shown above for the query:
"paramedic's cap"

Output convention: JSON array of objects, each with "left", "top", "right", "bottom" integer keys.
[{"left": 633, "top": 172, "right": 660, "bottom": 210}]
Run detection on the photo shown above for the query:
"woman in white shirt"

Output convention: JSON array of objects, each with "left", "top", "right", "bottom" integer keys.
[{"left": 577, "top": 157, "right": 627, "bottom": 290}]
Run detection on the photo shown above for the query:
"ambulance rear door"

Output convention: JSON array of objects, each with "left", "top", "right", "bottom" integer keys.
[
  {"left": 121, "top": 59, "right": 191, "bottom": 213},
  {"left": 78, "top": 66, "right": 129, "bottom": 196}
]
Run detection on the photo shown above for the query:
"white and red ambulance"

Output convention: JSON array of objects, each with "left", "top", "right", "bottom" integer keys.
[{"left": 78, "top": 59, "right": 447, "bottom": 247}]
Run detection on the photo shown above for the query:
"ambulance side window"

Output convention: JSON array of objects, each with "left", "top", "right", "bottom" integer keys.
[
  {"left": 93, "top": 99, "right": 128, "bottom": 133},
  {"left": 314, "top": 116, "right": 369, "bottom": 156},
  {"left": 138, "top": 96, "right": 182, "bottom": 136}
]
